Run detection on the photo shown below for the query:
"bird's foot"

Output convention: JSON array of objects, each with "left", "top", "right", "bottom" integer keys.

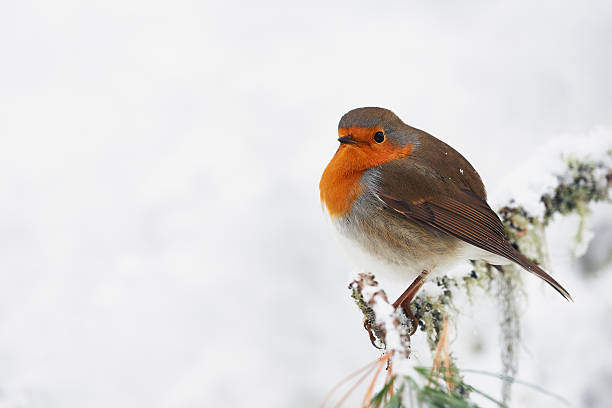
[
  {"left": 399, "top": 302, "right": 420, "bottom": 336},
  {"left": 364, "top": 319, "right": 384, "bottom": 349}
]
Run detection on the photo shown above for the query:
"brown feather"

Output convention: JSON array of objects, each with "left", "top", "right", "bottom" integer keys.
[
  {"left": 327, "top": 107, "right": 572, "bottom": 301},
  {"left": 376, "top": 147, "right": 572, "bottom": 301}
]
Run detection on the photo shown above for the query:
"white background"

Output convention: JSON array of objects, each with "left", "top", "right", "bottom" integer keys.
[{"left": 1, "top": 0, "right": 611, "bottom": 406}]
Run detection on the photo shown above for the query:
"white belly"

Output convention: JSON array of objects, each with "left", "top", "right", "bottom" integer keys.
[{"left": 332, "top": 218, "right": 511, "bottom": 298}]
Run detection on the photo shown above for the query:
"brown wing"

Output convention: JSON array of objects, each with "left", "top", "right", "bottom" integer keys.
[{"left": 376, "top": 159, "right": 572, "bottom": 301}]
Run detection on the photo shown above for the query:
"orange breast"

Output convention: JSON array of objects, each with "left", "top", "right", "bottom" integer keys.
[
  {"left": 319, "top": 155, "right": 365, "bottom": 218},
  {"left": 319, "top": 126, "right": 413, "bottom": 218}
]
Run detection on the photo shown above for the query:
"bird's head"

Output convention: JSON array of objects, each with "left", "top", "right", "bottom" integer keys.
[
  {"left": 320, "top": 107, "right": 416, "bottom": 217},
  {"left": 334, "top": 107, "right": 415, "bottom": 172}
]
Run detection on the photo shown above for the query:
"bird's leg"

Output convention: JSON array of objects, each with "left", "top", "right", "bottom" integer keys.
[{"left": 393, "top": 270, "right": 431, "bottom": 335}]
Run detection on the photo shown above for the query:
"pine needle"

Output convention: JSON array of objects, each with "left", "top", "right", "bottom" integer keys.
[
  {"left": 461, "top": 368, "right": 571, "bottom": 406},
  {"left": 320, "top": 358, "right": 379, "bottom": 408}
]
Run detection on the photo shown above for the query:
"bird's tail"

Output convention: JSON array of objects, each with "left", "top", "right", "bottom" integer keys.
[{"left": 504, "top": 247, "right": 573, "bottom": 301}]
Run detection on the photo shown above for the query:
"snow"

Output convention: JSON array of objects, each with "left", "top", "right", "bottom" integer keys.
[
  {"left": 361, "top": 283, "right": 405, "bottom": 354},
  {"left": 420, "top": 281, "right": 445, "bottom": 298},
  {"left": 0, "top": 0, "right": 612, "bottom": 407},
  {"left": 492, "top": 129, "right": 611, "bottom": 218},
  {"left": 573, "top": 217, "right": 595, "bottom": 258}
]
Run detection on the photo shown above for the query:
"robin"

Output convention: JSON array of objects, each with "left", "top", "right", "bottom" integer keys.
[{"left": 320, "top": 107, "right": 571, "bottom": 335}]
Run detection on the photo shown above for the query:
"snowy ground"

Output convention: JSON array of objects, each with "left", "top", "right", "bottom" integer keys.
[{"left": 1, "top": 1, "right": 612, "bottom": 407}]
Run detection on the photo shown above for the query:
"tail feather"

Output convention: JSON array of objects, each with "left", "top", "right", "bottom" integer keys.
[{"left": 507, "top": 248, "right": 573, "bottom": 301}]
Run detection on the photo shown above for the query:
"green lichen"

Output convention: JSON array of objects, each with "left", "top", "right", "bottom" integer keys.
[
  {"left": 352, "top": 154, "right": 612, "bottom": 407},
  {"left": 541, "top": 155, "right": 612, "bottom": 225},
  {"left": 465, "top": 261, "right": 496, "bottom": 298},
  {"left": 499, "top": 205, "right": 547, "bottom": 266},
  {"left": 411, "top": 276, "right": 458, "bottom": 351},
  {"left": 541, "top": 155, "right": 612, "bottom": 252},
  {"left": 496, "top": 265, "right": 522, "bottom": 404},
  {"left": 349, "top": 274, "right": 386, "bottom": 348}
]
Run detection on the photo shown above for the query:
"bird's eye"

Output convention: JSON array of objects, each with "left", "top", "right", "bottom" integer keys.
[{"left": 374, "top": 131, "right": 385, "bottom": 143}]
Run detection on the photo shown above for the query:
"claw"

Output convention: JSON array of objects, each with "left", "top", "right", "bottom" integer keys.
[
  {"left": 392, "top": 269, "right": 431, "bottom": 335},
  {"left": 364, "top": 319, "right": 384, "bottom": 349},
  {"left": 400, "top": 302, "right": 419, "bottom": 336}
]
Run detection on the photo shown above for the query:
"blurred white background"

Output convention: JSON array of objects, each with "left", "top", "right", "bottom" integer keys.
[{"left": 1, "top": 0, "right": 611, "bottom": 407}]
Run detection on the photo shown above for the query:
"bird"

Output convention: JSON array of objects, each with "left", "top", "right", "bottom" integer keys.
[{"left": 319, "top": 107, "right": 571, "bottom": 336}]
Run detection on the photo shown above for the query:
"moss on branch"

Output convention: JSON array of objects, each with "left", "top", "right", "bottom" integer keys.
[{"left": 346, "top": 154, "right": 611, "bottom": 407}]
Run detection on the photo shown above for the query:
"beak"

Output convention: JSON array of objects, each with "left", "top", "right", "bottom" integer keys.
[{"left": 338, "top": 135, "right": 357, "bottom": 145}]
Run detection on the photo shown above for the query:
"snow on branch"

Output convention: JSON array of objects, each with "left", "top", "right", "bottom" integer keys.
[{"left": 345, "top": 151, "right": 611, "bottom": 408}]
